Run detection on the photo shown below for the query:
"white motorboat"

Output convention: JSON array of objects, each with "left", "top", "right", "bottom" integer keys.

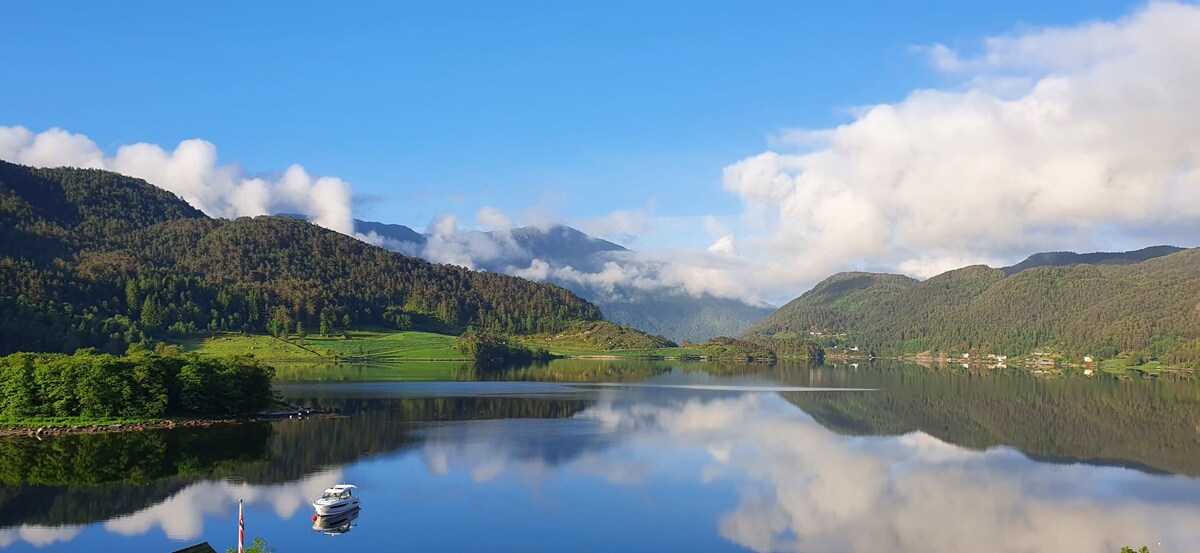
[{"left": 312, "top": 484, "right": 360, "bottom": 516}]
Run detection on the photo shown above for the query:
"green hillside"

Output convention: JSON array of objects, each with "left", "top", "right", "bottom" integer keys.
[
  {"left": 0, "top": 161, "right": 601, "bottom": 355},
  {"left": 746, "top": 251, "right": 1200, "bottom": 366}
]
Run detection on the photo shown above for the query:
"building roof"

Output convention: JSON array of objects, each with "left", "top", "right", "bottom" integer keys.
[{"left": 172, "top": 543, "right": 217, "bottom": 553}]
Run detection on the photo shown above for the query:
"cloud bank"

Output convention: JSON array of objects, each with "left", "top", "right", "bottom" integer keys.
[
  {"left": 5, "top": 3, "right": 1199, "bottom": 305},
  {"left": 371, "top": 2, "right": 1200, "bottom": 305},
  {"left": 721, "top": 1, "right": 1200, "bottom": 293},
  {"left": 0, "top": 126, "right": 356, "bottom": 235}
]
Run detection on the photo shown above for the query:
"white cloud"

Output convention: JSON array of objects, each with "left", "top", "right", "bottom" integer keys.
[
  {"left": 707, "top": 235, "right": 737, "bottom": 257},
  {"left": 714, "top": 2, "right": 1200, "bottom": 299},
  {"left": 573, "top": 209, "right": 657, "bottom": 246},
  {"left": 476, "top": 206, "right": 514, "bottom": 231},
  {"left": 419, "top": 212, "right": 529, "bottom": 269},
  {"left": 0, "top": 126, "right": 357, "bottom": 235}
]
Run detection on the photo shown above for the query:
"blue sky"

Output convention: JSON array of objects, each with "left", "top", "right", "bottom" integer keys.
[
  {"left": 1, "top": 0, "right": 1138, "bottom": 226},
  {"left": 5, "top": 0, "right": 1197, "bottom": 302}
]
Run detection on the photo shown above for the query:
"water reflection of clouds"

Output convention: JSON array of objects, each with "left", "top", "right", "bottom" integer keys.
[
  {"left": 651, "top": 394, "right": 1199, "bottom": 553},
  {"left": 8, "top": 388, "right": 1198, "bottom": 552},
  {"left": 0, "top": 526, "right": 81, "bottom": 549},
  {"left": 104, "top": 469, "right": 340, "bottom": 541},
  {"left": 423, "top": 392, "right": 1200, "bottom": 553},
  {"left": 0, "top": 469, "right": 341, "bottom": 549}
]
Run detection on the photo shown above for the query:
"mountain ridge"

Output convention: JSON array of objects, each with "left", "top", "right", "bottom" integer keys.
[
  {"left": 746, "top": 246, "right": 1200, "bottom": 366},
  {"left": 1002, "top": 245, "right": 1184, "bottom": 275},
  {"left": 0, "top": 160, "right": 603, "bottom": 354}
]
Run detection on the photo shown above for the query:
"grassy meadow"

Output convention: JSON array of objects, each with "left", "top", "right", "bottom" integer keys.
[{"left": 184, "top": 330, "right": 468, "bottom": 362}]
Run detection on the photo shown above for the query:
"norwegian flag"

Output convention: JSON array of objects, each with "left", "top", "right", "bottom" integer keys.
[{"left": 237, "top": 500, "right": 244, "bottom": 553}]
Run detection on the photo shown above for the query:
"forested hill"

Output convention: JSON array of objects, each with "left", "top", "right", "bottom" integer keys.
[
  {"left": 1002, "top": 245, "right": 1185, "bottom": 275},
  {"left": 745, "top": 251, "right": 1200, "bottom": 366},
  {"left": 0, "top": 160, "right": 601, "bottom": 355}
]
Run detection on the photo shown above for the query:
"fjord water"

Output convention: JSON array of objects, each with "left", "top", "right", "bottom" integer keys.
[{"left": 2, "top": 361, "right": 1199, "bottom": 552}]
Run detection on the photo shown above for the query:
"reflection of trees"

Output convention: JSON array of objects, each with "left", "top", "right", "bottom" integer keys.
[
  {"left": 477, "top": 358, "right": 674, "bottom": 382},
  {"left": 770, "top": 362, "right": 1200, "bottom": 476},
  {"left": 0, "top": 424, "right": 272, "bottom": 526},
  {"left": 0, "top": 394, "right": 593, "bottom": 528}
]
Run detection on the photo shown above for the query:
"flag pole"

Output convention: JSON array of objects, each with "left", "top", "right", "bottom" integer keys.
[{"left": 238, "top": 499, "right": 245, "bottom": 553}]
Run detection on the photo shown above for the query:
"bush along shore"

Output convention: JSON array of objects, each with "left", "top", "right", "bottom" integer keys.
[{"left": 0, "top": 348, "right": 322, "bottom": 435}]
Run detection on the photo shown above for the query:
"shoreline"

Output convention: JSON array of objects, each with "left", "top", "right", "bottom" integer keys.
[{"left": 0, "top": 407, "right": 341, "bottom": 438}]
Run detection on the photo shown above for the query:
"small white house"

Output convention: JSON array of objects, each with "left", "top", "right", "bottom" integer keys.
[
  {"left": 1083, "top": 355, "right": 1094, "bottom": 363},
  {"left": 962, "top": 353, "right": 970, "bottom": 359}
]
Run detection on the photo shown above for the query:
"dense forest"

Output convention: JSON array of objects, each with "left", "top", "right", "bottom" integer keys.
[
  {"left": 0, "top": 161, "right": 601, "bottom": 355},
  {"left": 0, "top": 350, "right": 274, "bottom": 420},
  {"left": 746, "top": 254, "right": 1200, "bottom": 366}
]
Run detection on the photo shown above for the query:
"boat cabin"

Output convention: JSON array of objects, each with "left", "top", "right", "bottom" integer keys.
[{"left": 320, "top": 484, "right": 357, "bottom": 501}]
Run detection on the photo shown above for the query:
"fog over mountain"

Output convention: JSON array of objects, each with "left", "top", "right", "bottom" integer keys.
[{"left": 346, "top": 217, "right": 773, "bottom": 342}]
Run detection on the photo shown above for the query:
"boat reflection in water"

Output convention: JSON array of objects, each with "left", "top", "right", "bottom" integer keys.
[{"left": 312, "top": 506, "right": 360, "bottom": 536}]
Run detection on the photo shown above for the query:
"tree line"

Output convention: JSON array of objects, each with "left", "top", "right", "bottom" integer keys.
[{"left": 0, "top": 349, "right": 275, "bottom": 421}]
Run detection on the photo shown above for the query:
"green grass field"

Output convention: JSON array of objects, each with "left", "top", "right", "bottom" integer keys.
[
  {"left": 186, "top": 327, "right": 703, "bottom": 361},
  {"left": 184, "top": 330, "right": 468, "bottom": 362},
  {"left": 1099, "top": 357, "right": 1164, "bottom": 375},
  {"left": 304, "top": 330, "right": 464, "bottom": 359}
]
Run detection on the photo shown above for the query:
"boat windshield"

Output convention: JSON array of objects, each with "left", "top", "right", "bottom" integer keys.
[{"left": 321, "top": 489, "right": 352, "bottom": 500}]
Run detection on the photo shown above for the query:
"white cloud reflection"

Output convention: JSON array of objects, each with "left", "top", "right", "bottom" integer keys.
[
  {"left": 422, "top": 391, "right": 1200, "bottom": 553},
  {"left": 103, "top": 468, "right": 340, "bottom": 541}
]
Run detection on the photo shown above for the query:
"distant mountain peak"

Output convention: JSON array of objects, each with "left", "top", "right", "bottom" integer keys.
[{"left": 499, "top": 224, "right": 628, "bottom": 254}]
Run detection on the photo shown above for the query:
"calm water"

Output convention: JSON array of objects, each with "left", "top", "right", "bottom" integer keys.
[{"left": 2, "top": 361, "right": 1199, "bottom": 552}]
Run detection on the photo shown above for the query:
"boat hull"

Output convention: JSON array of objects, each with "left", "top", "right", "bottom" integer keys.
[{"left": 312, "top": 498, "right": 361, "bottom": 516}]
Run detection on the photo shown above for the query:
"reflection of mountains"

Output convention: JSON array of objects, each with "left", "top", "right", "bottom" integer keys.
[
  {"left": 770, "top": 363, "right": 1200, "bottom": 476},
  {"left": 0, "top": 395, "right": 592, "bottom": 528}
]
